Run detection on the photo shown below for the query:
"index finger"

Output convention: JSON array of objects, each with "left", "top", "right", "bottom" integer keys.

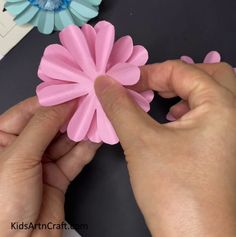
[
  {"left": 134, "top": 61, "right": 228, "bottom": 109},
  {"left": 0, "top": 97, "right": 40, "bottom": 135},
  {"left": 11, "top": 101, "right": 76, "bottom": 161}
]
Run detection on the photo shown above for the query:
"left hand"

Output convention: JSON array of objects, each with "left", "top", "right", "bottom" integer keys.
[{"left": 0, "top": 97, "right": 100, "bottom": 237}]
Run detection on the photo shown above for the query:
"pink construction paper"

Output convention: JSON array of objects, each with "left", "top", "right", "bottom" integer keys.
[
  {"left": 181, "top": 51, "right": 236, "bottom": 73},
  {"left": 36, "top": 21, "right": 154, "bottom": 145}
]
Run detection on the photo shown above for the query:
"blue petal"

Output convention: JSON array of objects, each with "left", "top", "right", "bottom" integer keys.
[
  {"left": 87, "top": 0, "right": 102, "bottom": 6},
  {"left": 37, "top": 11, "right": 54, "bottom": 34},
  {"left": 30, "top": 10, "right": 41, "bottom": 26},
  {"left": 70, "top": 0, "right": 98, "bottom": 18},
  {"left": 5, "top": 1, "right": 30, "bottom": 16},
  {"left": 5, "top": 0, "right": 25, "bottom": 3},
  {"left": 54, "top": 9, "right": 74, "bottom": 31},
  {"left": 68, "top": 7, "right": 88, "bottom": 26},
  {"left": 15, "top": 5, "right": 39, "bottom": 24}
]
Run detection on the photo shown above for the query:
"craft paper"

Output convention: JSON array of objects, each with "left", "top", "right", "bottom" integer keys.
[
  {"left": 4, "top": 0, "right": 101, "bottom": 34},
  {"left": 181, "top": 51, "right": 236, "bottom": 72},
  {"left": 0, "top": 0, "right": 32, "bottom": 58},
  {"left": 36, "top": 21, "right": 154, "bottom": 145}
]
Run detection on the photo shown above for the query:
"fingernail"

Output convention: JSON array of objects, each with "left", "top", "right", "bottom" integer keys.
[
  {"left": 95, "top": 76, "right": 114, "bottom": 94},
  {"left": 166, "top": 112, "right": 176, "bottom": 122}
]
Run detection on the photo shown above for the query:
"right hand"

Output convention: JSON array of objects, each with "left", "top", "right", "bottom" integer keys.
[{"left": 95, "top": 61, "right": 236, "bottom": 237}]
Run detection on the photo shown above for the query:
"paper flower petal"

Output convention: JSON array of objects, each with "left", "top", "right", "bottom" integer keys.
[
  {"left": 59, "top": 25, "right": 96, "bottom": 75},
  {"left": 128, "top": 45, "right": 149, "bottom": 66},
  {"left": 181, "top": 51, "right": 222, "bottom": 65},
  {"left": 15, "top": 6, "right": 39, "bottom": 25},
  {"left": 67, "top": 95, "right": 96, "bottom": 141},
  {"left": 37, "top": 83, "right": 88, "bottom": 106},
  {"left": 36, "top": 80, "right": 64, "bottom": 92},
  {"left": 43, "top": 44, "right": 78, "bottom": 68},
  {"left": 128, "top": 89, "right": 150, "bottom": 112},
  {"left": 180, "top": 56, "right": 195, "bottom": 64},
  {"left": 107, "top": 63, "right": 140, "bottom": 86},
  {"left": 108, "top": 36, "right": 133, "bottom": 68},
  {"left": 87, "top": 0, "right": 101, "bottom": 5},
  {"left": 70, "top": 0, "right": 98, "bottom": 19},
  {"left": 87, "top": 112, "right": 102, "bottom": 143},
  {"left": 36, "top": 21, "right": 153, "bottom": 144},
  {"left": 97, "top": 104, "right": 119, "bottom": 145},
  {"left": 5, "top": 1, "right": 30, "bottom": 15},
  {"left": 95, "top": 21, "right": 115, "bottom": 73},
  {"left": 54, "top": 10, "right": 74, "bottom": 31},
  {"left": 141, "top": 90, "right": 155, "bottom": 103},
  {"left": 37, "top": 11, "right": 54, "bottom": 34},
  {"left": 82, "top": 24, "right": 96, "bottom": 59},
  {"left": 204, "top": 51, "right": 221, "bottom": 64}
]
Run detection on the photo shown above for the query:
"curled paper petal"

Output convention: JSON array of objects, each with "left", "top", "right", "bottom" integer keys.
[
  {"left": 108, "top": 36, "right": 134, "bottom": 68},
  {"left": 5, "top": 0, "right": 101, "bottom": 34},
  {"left": 128, "top": 89, "right": 150, "bottom": 112},
  {"left": 204, "top": 51, "right": 221, "bottom": 64},
  {"left": 95, "top": 21, "right": 115, "bottom": 73},
  {"left": 180, "top": 56, "right": 194, "bottom": 64},
  {"left": 59, "top": 25, "right": 96, "bottom": 76},
  {"left": 67, "top": 95, "right": 95, "bottom": 141},
  {"left": 36, "top": 21, "right": 154, "bottom": 145},
  {"left": 96, "top": 104, "right": 119, "bottom": 145},
  {"left": 181, "top": 51, "right": 224, "bottom": 65},
  {"left": 141, "top": 90, "right": 155, "bottom": 104},
  {"left": 37, "top": 83, "right": 88, "bottom": 106},
  {"left": 128, "top": 45, "right": 149, "bottom": 66},
  {"left": 107, "top": 63, "right": 140, "bottom": 86},
  {"left": 87, "top": 112, "right": 101, "bottom": 143}
]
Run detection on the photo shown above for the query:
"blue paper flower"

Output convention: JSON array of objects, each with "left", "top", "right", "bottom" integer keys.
[{"left": 4, "top": 0, "right": 101, "bottom": 34}]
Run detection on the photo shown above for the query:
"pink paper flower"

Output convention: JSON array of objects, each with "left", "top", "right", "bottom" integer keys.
[
  {"left": 181, "top": 51, "right": 236, "bottom": 73},
  {"left": 36, "top": 21, "right": 154, "bottom": 145}
]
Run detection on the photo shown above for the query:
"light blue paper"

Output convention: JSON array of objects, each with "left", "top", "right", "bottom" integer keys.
[{"left": 4, "top": 0, "right": 102, "bottom": 34}]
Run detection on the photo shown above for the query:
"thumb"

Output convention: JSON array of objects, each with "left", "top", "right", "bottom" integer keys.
[{"left": 95, "top": 76, "right": 158, "bottom": 148}]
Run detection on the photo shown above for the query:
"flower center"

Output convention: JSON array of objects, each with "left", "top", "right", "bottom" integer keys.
[{"left": 28, "top": 0, "right": 71, "bottom": 11}]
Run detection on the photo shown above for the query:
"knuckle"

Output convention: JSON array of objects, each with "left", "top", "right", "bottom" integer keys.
[
  {"left": 217, "top": 62, "right": 233, "bottom": 72},
  {"left": 163, "top": 60, "right": 187, "bottom": 72}
]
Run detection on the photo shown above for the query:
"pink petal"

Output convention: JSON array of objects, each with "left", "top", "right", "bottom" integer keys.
[
  {"left": 67, "top": 95, "right": 96, "bottom": 142},
  {"left": 59, "top": 25, "right": 96, "bottom": 76},
  {"left": 140, "top": 90, "right": 155, "bottom": 103},
  {"left": 81, "top": 24, "right": 96, "bottom": 60},
  {"left": 39, "top": 54, "right": 92, "bottom": 85},
  {"left": 36, "top": 81, "right": 64, "bottom": 94},
  {"left": 204, "top": 51, "right": 221, "bottom": 64},
  {"left": 108, "top": 36, "right": 133, "bottom": 69},
  {"left": 107, "top": 63, "right": 140, "bottom": 86},
  {"left": 96, "top": 103, "right": 119, "bottom": 145},
  {"left": 181, "top": 56, "right": 194, "bottom": 64},
  {"left": 37, "top": 83, "right": 88, "bottom": 106},
  {"left": 95, "top": 21, "right": 115, "bottom": 73},
  {"left": 87, "top": 111, "right": 102, "bottom": 143},
  {"left": 43, "top": 44, "right": 78, "bottom": 68},
  {"left": 128, "top": 45, "right": 148, "bottom": 66},
  {"left": 38, "top": 68, "right": 55, "bottom": 83},
  {"left": 128, "top": 89, "right": 150, "bottom": 112}
]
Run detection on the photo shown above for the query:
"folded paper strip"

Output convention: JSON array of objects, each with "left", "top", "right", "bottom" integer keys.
[
  {"left": 36, "top": 21, "right": 154, "bottom": 145},
  {"left": 4, "top": 0, "right": 101, "bottom": 34},
  {"left": 181, "top": 51, "right": 236, "bottom": 72}
]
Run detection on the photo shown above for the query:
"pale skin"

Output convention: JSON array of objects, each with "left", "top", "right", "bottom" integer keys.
[{"left": 1, "top": 60, "right": 236, "bottom": 237}]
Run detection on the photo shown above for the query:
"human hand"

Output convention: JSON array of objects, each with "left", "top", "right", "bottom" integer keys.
[
  {"left": 0, "top": 97, "right": 100, "bottom": 237},
  {"left": 95, "top": 61, "right": 236, "bottom": 237}
]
